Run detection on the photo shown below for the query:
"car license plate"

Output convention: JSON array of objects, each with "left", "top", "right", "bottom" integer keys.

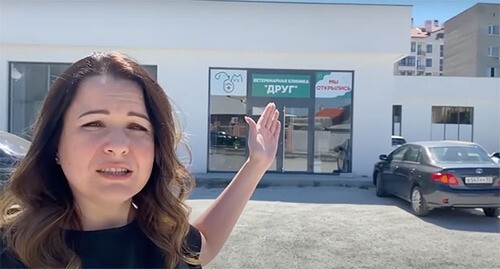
[{"left": 465, "top": 176, "right": 493, "bottom": 184}]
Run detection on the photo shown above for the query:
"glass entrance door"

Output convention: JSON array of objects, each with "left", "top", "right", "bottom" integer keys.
[
  {"left": 282, "top": 106, "right": 309, "bottom": 172},
  {"left": 250, "top": 105, "right": 311, "bottom": 173}
]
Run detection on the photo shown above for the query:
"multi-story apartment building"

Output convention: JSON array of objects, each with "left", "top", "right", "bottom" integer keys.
[
  {"left": 396, "top": 20, "right": 444, "bottom": 76},
  {"left": 443, "top": 3, "right": 500, "bottom": 77}
]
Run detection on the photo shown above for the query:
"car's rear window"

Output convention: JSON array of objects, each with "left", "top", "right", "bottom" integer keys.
[
  {"left": 392, "top": 138, "right": 406, "bottom": 146},
  {"left": 429, "top": 146, "right": 494, "bottom": 163}
]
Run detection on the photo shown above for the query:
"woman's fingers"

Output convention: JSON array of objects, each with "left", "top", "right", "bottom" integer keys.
[
  {"left": 268, "top": 109, "right": 279, "bottom": 134},
  {"left": 272, "top": 120, "right": 281, "bottom": 139},
  {"left": 262, "top": 103, "right": 276, "bottom": 129}
]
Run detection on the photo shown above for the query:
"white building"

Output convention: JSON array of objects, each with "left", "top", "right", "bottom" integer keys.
[
  {"left": 395, "top": 20, "right": 444, "bottom": 76},
  {"left": 1, "top": 0, "right": 498, "bottom": 178}
]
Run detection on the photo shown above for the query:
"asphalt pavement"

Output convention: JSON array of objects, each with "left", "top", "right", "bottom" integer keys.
[{"left": 187, "top": 184, "right": 500, "bottom": 269}]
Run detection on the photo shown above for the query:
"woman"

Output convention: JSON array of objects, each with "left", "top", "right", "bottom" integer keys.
[{"left": 0, "top": 52, "right": 280, "bottom": 268}]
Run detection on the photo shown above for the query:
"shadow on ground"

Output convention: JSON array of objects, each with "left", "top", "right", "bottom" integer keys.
[
  {"left": 411, "top": 208, "right": 499, "bottom": 233},
  {"left": 189, "top": 185, "right": 500, "bottom": 234}
]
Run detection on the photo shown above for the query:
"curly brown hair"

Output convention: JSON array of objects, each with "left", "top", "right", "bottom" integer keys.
[{"left": 0, "top": 52, "right": 197, "bottom": 268}]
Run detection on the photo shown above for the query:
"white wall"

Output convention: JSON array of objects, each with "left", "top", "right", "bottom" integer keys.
[
  {"left": 0, "top": 0, "right": 410, "bottom": 54},
  {"left": 0, "top": 1, "right": 412, "bottom": 176},
  {"left": 394, "top": 76, "right": 500, "bottom": 153}
]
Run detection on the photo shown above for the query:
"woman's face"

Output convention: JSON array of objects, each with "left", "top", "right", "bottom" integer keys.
[{"left": 58, "top": 75, "right": 155, "bottom": 206}]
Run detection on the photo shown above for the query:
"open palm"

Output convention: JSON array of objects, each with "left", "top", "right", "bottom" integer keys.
[{"left": 244, "top": 103, "right": 281, "bottom": 168}]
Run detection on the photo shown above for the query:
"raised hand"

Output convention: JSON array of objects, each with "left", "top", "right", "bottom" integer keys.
[{"left": 244, "top": 102, "right": 281, "bottom": 168}]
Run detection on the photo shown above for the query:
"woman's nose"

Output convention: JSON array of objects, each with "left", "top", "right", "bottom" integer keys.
[{"left": 103, "top": 131, "right": 130, "bottom": 156}]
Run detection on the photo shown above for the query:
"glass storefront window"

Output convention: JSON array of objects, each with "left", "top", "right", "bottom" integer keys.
[
  {"left": 8, "top": 62, "right": 157, "bottom": 137},
  {"left": 313, "top": 71, "right": 353, "bottom": 173},
  {"left": 209, "top": 68, "right": 354, "bottom": 174},
  {"left": 314, "top": 102, "right": 352, "bottom": 173},
  {"left": 208, "top": 95, "right": 248, "bottom": 171}
]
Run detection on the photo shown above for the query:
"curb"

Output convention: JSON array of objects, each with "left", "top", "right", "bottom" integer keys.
[{"left": 193, "top": 173, "right": 374, "bottom": 189}]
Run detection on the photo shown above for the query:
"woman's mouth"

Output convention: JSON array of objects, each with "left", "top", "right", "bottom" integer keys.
[{"left": 96, "top": 168, "right": 132, "bottom": 176}]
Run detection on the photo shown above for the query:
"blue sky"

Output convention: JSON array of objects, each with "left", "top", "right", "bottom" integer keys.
[{"left": 244, "top": 0, "right": 500, "bottom": 26}]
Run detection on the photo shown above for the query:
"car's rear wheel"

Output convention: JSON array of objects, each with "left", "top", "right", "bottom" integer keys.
[
  {"left": 375, "top": 173, "right": 388, "bottom": 197},
  {"left": 411, "top": 186, "right": 429, "bottom": 216},
  {"left": 482, "top": 208, "right": 499, "bottom": 218}
]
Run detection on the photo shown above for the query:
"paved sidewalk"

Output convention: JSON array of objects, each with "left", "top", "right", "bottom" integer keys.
[{"left": 193, "top": 172, "right": 374, "bottom": 189}]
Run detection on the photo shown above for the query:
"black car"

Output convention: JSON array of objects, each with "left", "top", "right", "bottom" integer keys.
[
  {"left": 0, "top": 131, "right": 31, "bottom": 182},
  {"left": 373, "top": 141, "right": 500, "bottom": 217},
  {"left": 491, "top": 152, "right": 500, "bottom": 164},
  {"left": 210, "top": 130, "right": 246, "bottom": 149}
]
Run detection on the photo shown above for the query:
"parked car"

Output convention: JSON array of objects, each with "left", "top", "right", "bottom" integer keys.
[
  {"left": 0, "top": 131, "right": 31, "bottom": 183},
  {"left": 210, "top": 130, "right": 246, "bottom": 149},
  {"left": 491, "top": 152, "right": 500, "bottom": 164},
  {"left": 391, "top": 135, "right": 406, "bottom": 148},
  {"left": 373, "top": 141, "right": 500, "bottom": 217}
]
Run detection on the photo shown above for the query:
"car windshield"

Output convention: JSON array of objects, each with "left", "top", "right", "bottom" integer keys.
[
  {"left": 0, "top": 132, "right": 31, "bottom": 157},
  {"left": 429, "top": 146, "right": 494, "bottom": 164}
]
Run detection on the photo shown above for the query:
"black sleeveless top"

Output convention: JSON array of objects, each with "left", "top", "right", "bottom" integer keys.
[{"left": 0, "top": 221, "right": 202, "bottom": 268}]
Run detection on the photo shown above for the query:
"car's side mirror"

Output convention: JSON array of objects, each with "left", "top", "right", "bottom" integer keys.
[
  {"left": 493, "top": 152, "right": 500, "bottom": 158},
  {"left": 379, "top": 154, "right": 388, "bottom": 161}
]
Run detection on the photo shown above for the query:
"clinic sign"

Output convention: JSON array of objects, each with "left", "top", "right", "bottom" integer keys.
[
  {"left": 315, "top": 72, "right": 352, "bottom": 98},
  {"left": 210, "top": 69, "right": 247, "bottom": 96},
  {"left": 251, "top": 74, "right": 311, "bottom": 98}
]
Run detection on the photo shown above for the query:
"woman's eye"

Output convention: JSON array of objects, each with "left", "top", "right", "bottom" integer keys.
[
  {"left": 82, "top": 121, "right": 103, "bottom": 128},
  {"left": 129, "top": 123, "right": 148, "bottom": 132}
]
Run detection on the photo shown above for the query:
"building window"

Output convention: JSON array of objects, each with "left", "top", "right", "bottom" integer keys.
[
  {"left": 487, "top": 46, "right": 499, "bottom": 57},
  {"left": 425, "top": 72, "right": 432, "bottom": 76},
  {"left": 400, "top": 71, "right": 415, "bottom": 76},
  {"left": 426, "top": 59, "right": 432, "bottom": 67},
  {"left": 439, "top": 59, "right": 443, "bottom": 72},
  {"left": 399, "top": 56, "right": 415, "bottom": 67},
  {"left": 392, "top": 105, "right": 402, "bottom": 136},
  {"left": 440, "top": 45, "right": 444, "bottom": 57},
  {"left": 488, "top": 67, "right": 496, "bottom": 77},
  {"left": 431, "top": 106, "right": 473, "bottom": 141},
  {"left": 417, "top": 44, "right": 425, "bottom": 55},
  {"left": 417, "top": 59, "right": 425, "bottom": 71},
  {"left": 411, "top": 42, "right": 416, "bottom": 52},
  {"left": 488, "top": 25, "right": 499, "bottom": 35},
  {"left": 8, "top": 62, "right": 157, "bottom": 136},
  {"left": 426, "top": 44, "right": 433, "bottom": 53}
]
